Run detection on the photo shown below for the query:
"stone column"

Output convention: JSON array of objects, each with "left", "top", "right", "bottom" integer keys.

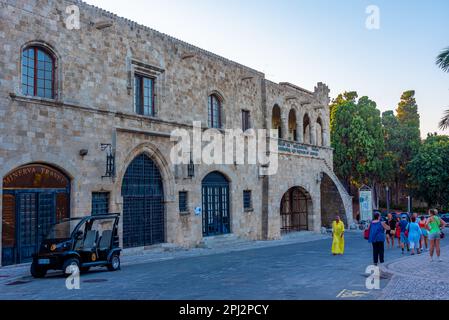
[
  {"left": 296, "top": 114, "right": 304, "bottom": 143},
  {"left": 323, "top": 128, "right": 330, "bottom": 147},
  {"left": 280, "top": 115, "right": 288, "bottom": 140},
  {"left": 310, "top": 122, "right": 317, "bottom": 146}
]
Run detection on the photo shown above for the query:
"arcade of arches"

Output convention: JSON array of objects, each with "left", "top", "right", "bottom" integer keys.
[{"left": 270, "top": 105, "right": 325, "bottom": 146}]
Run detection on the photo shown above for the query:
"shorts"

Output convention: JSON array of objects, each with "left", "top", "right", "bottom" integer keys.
[
  {"left": 420, "top": 228, "right": 428, "bottom": 237},
  {"left": 409, "top": 241, "right": 418, "bottom": 250},
  {"left": 400, "top": 233, "right": 409, "bottom": 244},
  {"left": 429, "top": 232, "right": 441, "bottom": 241}
]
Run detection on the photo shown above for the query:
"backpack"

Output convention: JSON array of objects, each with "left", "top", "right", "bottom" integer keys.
[{"left": 364, "top": 225, "right": 371, "bottom": 240}]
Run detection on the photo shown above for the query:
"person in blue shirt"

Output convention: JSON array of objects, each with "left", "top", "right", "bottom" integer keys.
[
  {"left": 368, "top": 212, "right": 391, "bottom": 266},
  {"left": 399, "top": 217, "right": 410, "bottom": 254},
  {"left": 407, "top": 216, "right": 422, "bottom": 255}
]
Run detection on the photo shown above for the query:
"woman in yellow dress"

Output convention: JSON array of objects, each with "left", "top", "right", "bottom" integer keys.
[{"left": 332, "top": 216, "right": 345, "bottom": 255}]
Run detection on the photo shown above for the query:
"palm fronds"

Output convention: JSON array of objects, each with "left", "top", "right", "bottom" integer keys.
[
  {"left": 436, "top": 47, "right": 449, "bottom": 73},
  {"left": 439, "top": 109, "right": 449, "bottom": 130}
]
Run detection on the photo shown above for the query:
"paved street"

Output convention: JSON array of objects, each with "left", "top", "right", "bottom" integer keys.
[
  {"left": 381, "top": 240, "right": 449, "bottom": 300},
  {"left": 0, "top": 232, "right": 418, "bottom": 300}
]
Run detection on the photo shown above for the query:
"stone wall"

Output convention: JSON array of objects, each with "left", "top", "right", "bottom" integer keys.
[{"left": 0, "top": 0, "right": 352, "bottom": 265}]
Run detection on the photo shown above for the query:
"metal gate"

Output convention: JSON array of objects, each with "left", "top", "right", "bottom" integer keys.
[
  {"left": 2, "top": 164, "right": 70, "bottom": 266},
  {"left": 121, "top": 154, "right": 165, "bottom": 248},
  {"left": 281, "top": 187, "right": 309, "bottom": 233},
  {"left": 202, "top": 172, "right": 230, "bottom": 237}
]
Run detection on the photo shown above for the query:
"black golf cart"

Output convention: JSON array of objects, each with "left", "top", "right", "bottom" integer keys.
[{"left": 30, "top": 214, "right": 121, "bottom": 278}]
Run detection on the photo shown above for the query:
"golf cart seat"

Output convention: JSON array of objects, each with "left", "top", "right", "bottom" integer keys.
[
  {"left": 80, "top": 230, "right": 98, "bottom": 251},
  {"left": 98, "top": 230, "right": 112, "bottom": 250}
]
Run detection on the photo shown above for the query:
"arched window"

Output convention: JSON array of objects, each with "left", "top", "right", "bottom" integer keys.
[
  {"left": 208, "top": 94, "right": 222, "bottom": 128},
  {"left": 21, "top": 46, "right": 55, "bottom": 99},
  {"left": 272, "top": 105, "right": 282, "bottom": 138},
  {"left": 316, "top": 117, "right": 324, "bottom": 146},
  {"left": 303, "top": 114, "right": 311, "bottom": 144},
  {"left": 288, "top": 109, "right": 297, "bottom": 141}
]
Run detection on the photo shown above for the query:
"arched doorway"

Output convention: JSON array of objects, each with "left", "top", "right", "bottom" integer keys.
[
  {"left": 2, "top": 164, "right": 70, "bottom": 266},
  {"left": 280, "top": 187, "right": 312, "bottom": 233},
  {"left": 272, "top": 105, "right": 282, "bottom": 138},
  {"left": 121, "top": 154, "right": 165, "bottom": 248},
  {"left": 202, "top": 171, "right": 230, "bottom": 237},
  {"left": 320, "top": 173, "right": 347, "bottom": 228}
]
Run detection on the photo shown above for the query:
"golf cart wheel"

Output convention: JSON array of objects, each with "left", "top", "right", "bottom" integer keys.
[
  {"left": 62, "top": 258, "right": 80, "bottom": 277},
  {"left": 107, "top": 254, "right": 120, "bottom": 271},
  {"left": 30, "top": 263, "right": 47, "bottom": 278}
]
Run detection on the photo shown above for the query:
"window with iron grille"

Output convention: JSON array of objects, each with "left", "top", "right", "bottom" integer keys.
[
  {"left": 92, "top": 192, "right": 110, "bottom": 216},
  {"left": 22, "top": 46, "right": 55, "bottom": 99},
  {"left": 242, "top": 110, "right": 251, "bottom": 131},
  {"left": 135, "top": 74, "right": 155, "bottom": 116},
  {"left": 243, "top": 190, "right": 252, "bottom": 210},
  {"left": 179, "top": 191, "right": 188, "bottom": 212}
]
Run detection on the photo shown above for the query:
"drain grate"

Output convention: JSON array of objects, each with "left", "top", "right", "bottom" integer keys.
[
  {"left": 5, "top": 280, "right": 31, "bottom": 286},
  {"left": 83, "top": 279, "right": 108, "bottom": 283}
]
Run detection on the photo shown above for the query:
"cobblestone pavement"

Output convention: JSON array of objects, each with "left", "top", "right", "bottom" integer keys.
[
  {"left": 0, "top": 232, "right": 412, "bottom": 300},
  {"left": 380, "top": 239, "right": 449, "bottom": 300}
]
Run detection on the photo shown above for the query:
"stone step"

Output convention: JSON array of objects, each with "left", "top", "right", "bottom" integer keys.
[{"left": 200, "top": 234, "right": 250, "bottom": 248}]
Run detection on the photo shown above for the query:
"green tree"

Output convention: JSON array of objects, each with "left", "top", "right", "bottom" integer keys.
[
  {"left": 395, "top": 91, "right": 421, "bottom": 192},
  {"left": 408, "top": 134, "right": 449, "bottom": 208},
  {"left": 330, "top": 92, "right": 385, "bottom": 198},
  {"left": 381, "top": 111, "right": 400, "bottom": 191}
]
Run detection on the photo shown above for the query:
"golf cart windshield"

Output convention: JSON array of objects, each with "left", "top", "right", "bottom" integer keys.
[{"left": 46, "top": 219, "right": 82, "bottom": 240}]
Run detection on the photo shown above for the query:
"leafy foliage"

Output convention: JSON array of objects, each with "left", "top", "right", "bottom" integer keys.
[
  {"left": 409, "top": 134, "right": 449, "bottom": 207},
  {"left": 330, "top": 92, "right": 385, "bottom": 191},
  {"left": 436, "top": 47, "right": 449, "bottom": 73}
]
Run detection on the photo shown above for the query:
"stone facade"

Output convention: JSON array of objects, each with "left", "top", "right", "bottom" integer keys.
[{"left": 0, "top": 0, "right": 353, "bottom": 266}]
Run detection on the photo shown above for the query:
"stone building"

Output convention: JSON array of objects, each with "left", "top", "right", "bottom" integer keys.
[{"left": 0, "top": 0, "right": 352, "bottom": 266}]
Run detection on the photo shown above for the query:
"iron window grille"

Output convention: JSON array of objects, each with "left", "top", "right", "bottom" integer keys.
[
  {"left": 179, "top": 191, "right": 188, "bottom": 213},
  {"left": 242, "top": 110, "right": 251, "bottom": 131},
  {"left": 243, "top": 190, "right": 253, "bottom": 210},
  {"left": 92, "top": 192, "right": 110, "bottom": 216}
]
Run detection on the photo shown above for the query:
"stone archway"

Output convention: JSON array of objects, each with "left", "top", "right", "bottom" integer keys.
[
  {"left": 202, "top": 171, "right": 230, "bottom": 237},
  {"left": 320, "top": 173, "right": 347, "bottom": 228},
  {"left": 2, "top": 163, "right": 71, "bottom": 266},
  {"left": 121, "top": 153, "right": 165, "bottom": 248},
  {"left": 280, "top": 187, "right": 313, "bottom": 233}
]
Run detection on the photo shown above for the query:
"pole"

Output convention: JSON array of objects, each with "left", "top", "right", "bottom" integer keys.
[
  {"left": 386, "top": 186, "right": 390, "bottom": 214},
  {"left": 407, "top": 196, "right": 411, "bottom": 213}
]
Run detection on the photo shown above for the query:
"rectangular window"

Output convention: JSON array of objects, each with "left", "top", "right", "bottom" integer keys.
[
  {"left": 179, "top": 191, "right": 188, "bottom": 212},
  {"left": 135, "top": 74, "right": 155, "bottom": 116},
  {"left": 92, "top": 192, "right": 110, "bottom": 216},
  {"left": 243, "top": 190, "right": 252, "bottom": 210},
  {"left": 242, "top": 110, "right": 251, "bottom": 131}
]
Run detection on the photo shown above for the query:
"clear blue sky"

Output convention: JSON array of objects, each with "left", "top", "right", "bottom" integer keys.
[{"left": 84, "top": 0, "right": 449, "bottom": 137}]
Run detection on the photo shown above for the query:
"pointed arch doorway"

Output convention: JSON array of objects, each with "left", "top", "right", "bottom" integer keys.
[{"left": 202, "top": 171, "right": 230, "bottom": 237}]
